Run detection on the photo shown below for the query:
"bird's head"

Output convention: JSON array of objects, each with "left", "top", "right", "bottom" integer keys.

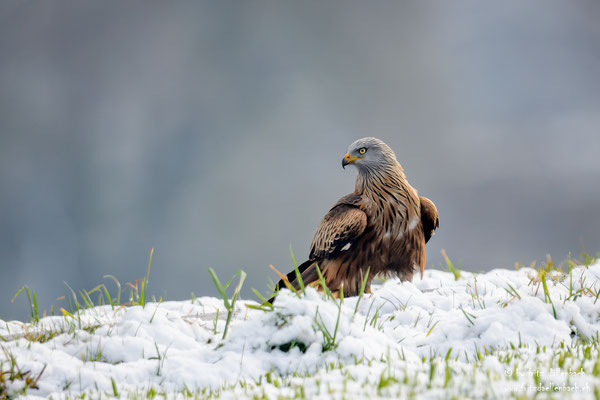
[{"left": 342, "top": 137, "right": 398, "bottom": 172}]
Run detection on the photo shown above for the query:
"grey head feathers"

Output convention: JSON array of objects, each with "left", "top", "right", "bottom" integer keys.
[{"left": 345, "top": 137, "right": 399, "bottom": 173}]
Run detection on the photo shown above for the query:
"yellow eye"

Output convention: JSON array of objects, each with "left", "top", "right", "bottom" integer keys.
[{"left": 358, "top": 147, "right": 367, "bottom": 155}]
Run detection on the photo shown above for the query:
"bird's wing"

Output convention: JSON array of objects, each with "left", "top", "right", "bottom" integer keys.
[
  {"left": 419, "top": 196, "right": 439, "bottom": 243},
  {"left": 309, "top": 202, "right": 367, "bottom": 259}
]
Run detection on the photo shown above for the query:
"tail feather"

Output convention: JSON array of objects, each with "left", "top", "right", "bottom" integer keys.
[{"left": 268, "top": 259, "right": 318, "bottom": 303}]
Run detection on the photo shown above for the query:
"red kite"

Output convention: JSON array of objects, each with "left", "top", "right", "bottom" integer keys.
[{"left": 274, "top": 137, "right": 438, "bottom": 298}]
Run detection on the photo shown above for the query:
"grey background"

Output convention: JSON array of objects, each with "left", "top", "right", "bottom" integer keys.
[{"left": 1, "top": 1, "right": 599, "bottom": 321}]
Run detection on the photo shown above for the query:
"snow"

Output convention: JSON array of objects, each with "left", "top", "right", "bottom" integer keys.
[{"left": 2, "top": 262, "right": 600, "bottom": 398}]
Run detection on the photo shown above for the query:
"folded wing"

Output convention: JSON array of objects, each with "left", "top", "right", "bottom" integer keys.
[
  {"left": 310, "top": 204, "right": 367, "bottom": 259},
  {"left": 419, "top": 196, "right": 439, "bottom": 243}
]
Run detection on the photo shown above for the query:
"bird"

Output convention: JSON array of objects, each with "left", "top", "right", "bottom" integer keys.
[{"left": 272, "top": 137, "right": 439, "bottom": 299}]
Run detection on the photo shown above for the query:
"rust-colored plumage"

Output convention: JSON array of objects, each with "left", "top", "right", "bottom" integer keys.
[{"left": 273, "top": 137, "right": 438, "bottom": 298}]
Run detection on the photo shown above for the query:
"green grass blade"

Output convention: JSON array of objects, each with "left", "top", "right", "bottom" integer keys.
[
  {"left": 111, "top": 377, "right": 119, "bottom": 397},
  {"left": 290, "top": 245, "right": 305, "bottom": 293},
  {"left": 314, "top": 264, "right": 335, "bottom": 301},
  {"left": 229, "top": 271, "right": 247, "bottom": 307},
  {"left": 208, "top": 269, "right": 246, "bottom": 339},
  {"left": 223, "top": 270, "right": 246, "bottom": 339},
  {"left": 103, "top": 275, "right": 121, "bottom": 305},
  {"left": 426, "top": 321, "right": 440, "bottom": 337},
  {"left": 140, "top": 247, "right": 154, "bottom": 307},
  {"left": 11, "top": 286, "right": 25, "bottom": 304},
  {"left": 252, "top": 288, "right": 274, "bottom": 309},
  {"left": 30, "top": 288, "right": 39, "bottom": 323},
  {"left": 441, "top": 249, "right": 460, "bottom": 280},
  {"left": 63, "top": 282, "right": 81, "bottom": 310},
  {"left": 330, "top": 284, "right": 344, "bottom": 347},
  {"left": 79, "top": 290, "right": 94, "bottom": 309},
  {"left": 208, "top": 268, "right": 231, "bottom": 309},
  {"left": 354, "top": 267, "right": 371, "bottom": 317},
  {"left": 540, "top": 271, "right": 557, "bottom": 319}
]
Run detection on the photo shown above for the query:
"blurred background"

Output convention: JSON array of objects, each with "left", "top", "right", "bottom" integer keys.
[{"left": 1, "top": 1, "right": 599, "bottom": 320}]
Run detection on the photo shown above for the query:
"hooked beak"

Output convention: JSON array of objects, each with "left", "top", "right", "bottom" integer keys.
[{"left": 342, "top": 152, "right": 362, "bottom": 169}]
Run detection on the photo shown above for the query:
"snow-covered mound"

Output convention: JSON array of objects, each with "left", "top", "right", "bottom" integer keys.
[{"left": 2, "top": 263, "right": 600, "bottom": 398}]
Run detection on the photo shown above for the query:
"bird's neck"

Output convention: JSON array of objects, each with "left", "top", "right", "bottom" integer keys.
[
  {"left": 355, "top": 162, "right": 410, "bottom": 194},
  {"left": 355, "top": 162, "right": 419, "bottom": 205},
  {"left": 355, "top": 162, "right": 420, "bottom": 225}
]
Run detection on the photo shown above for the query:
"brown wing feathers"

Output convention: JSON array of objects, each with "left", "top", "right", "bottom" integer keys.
[
  {"left": 419, "top": 196, "right": 439, "bottom": 243},
  {"left": 272, "top": 203, "right": 367, "bottom": 297},
  {"left": 310, "top": 204, "right": 367, "bottom": 259}
]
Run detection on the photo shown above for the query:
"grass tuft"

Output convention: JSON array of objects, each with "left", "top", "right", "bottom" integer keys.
[
  {"left": 289, "top": 246, "right": 305, "bottom": 294},
  {"left": 540, "top": 270, "right": 558, "bottom": 319},
  {"left": 208, "top": 268, "right": 247, "bottom": 339},
  {"left": 0, "top": 347, "right": 46, "bottom": 398},
  {"left": 139, "top": 247, "right": 154, "bottom": 307},
  {"left": 11, "top": 286, "right": 40, "bottom": 324},
  {"left": 441, "top": 249, "right": 461, "bottom": 280}
]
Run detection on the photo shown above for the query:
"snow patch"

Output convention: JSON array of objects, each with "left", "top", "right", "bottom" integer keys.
[{"left": 2, "top": 262, "right": 600, "bottom": 398}]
